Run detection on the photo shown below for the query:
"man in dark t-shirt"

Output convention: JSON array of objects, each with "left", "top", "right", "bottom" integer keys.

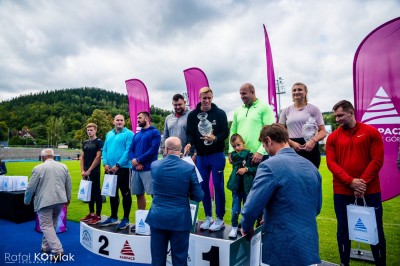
[{"left": 80, "top": 123, "right": 104, "bottom": 224}]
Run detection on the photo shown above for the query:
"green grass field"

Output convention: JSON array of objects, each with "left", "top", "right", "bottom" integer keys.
[{"left": 6, "top": 158, "right": 400, "bottom": 265}]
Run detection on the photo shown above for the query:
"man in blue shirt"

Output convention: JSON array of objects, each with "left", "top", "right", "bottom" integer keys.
[
  {"left": 100, "top": 114, "right": 134, "bottom": 230},
  {"left": 129, "top": 111, "right": 161, "bottom": 212}
]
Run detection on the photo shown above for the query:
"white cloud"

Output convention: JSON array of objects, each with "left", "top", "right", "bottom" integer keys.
[{"left": 0, "top": 0, "right": 399, "bottom": 120}]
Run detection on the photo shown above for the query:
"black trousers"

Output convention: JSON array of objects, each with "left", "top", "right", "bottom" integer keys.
[
  {"left": 87, "top": 171, "right": 102, "bottom": 216},
  {"left": 109, "top": 168, "right": 132, "bottom": 220},
  {"left": 291, "top": 137, "right": 321, "bottom": 168},
  {"left": 334, "top": 193, "right": 386, "bottom": 265}
]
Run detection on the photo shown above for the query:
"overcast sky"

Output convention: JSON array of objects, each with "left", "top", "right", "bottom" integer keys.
[{"left": 0, "top": 0, "right": 399, "bottom": 120}]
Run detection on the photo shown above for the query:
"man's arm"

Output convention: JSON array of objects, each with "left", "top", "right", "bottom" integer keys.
[
  {"left": 84, "top": 150, "right": 102, "bottom": 176},
  {"left": 255, "top": 105, "right": 276, "bottom": 155},
  {"left": 80, "top": 150, "right": 85, "bottom": 176},
  {"left": 214, "top": 110, "right": 229, "bottom": 144},
  {"left": 24, "top": 167, "right": 40, "bottom": 204},
  {"left": 65, "top": 167, "right": 72, "bottom": 203},
  {"left": 160, "top": 119, "right": 169, "bottom": 156},
  {"left": 240, "top": 162, "right": 276, "bottom": 233},
  {"left": 118, "top": 131, "right": 134, "bottom": 166},
  {"left": 136, "top": 131, "right": 161, "bottom": 164}
]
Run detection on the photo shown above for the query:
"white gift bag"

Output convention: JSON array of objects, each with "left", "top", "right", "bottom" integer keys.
[
  {"left": 347, "top": 197, "right": 379, "bottom": 245},
  {"left": 101, "top": 174, "right": 117, "bottom": 197},
  {"left": 182, "top": 156, "right": 203, "bottom": 183},
  {"left": 78, "top": 179, "right": 92, "bottom": 202},
  {"left": 2, "top": 176, "right": 12, "bottom": 191},
  {"left": 135, "top": 210, "right": 150, "bottom": 235},
  {"left": 15, "top": 176, "right": 28, "bottom": 191}
]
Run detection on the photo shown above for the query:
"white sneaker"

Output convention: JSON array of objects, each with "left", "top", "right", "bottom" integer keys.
[
  {"left": 229, "top": 227, "right": 238, "bottom": 238},
  {"left": 209, "top": 218, "right": 225, "bottom": 231},
  {"left": 200, "top": 216, "right": 213, "bottom": 230}
]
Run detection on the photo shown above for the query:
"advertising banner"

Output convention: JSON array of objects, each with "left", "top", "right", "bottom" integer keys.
[{"left": 353, "top": 17, "right": 400, "bottom": 201}]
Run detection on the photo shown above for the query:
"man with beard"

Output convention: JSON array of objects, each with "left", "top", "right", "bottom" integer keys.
[
  {"left": 100, "top": 115, "right": 134, "bottom": 230},
  {"left": 161, "top": 94, "right": 193, "bottom": 156},
  {"left": 326, "top": 100, "right": 386, "bottom": 266},
  {"left": 129, "top": 111, "right": 161, "bottom": 214}
]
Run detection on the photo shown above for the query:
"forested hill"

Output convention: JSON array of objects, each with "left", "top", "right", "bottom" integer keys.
[{"left": 0, "top": 87, "right": 170, "bottom": 148}]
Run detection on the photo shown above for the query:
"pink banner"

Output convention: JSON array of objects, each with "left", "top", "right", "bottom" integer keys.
[
  {"left": 264, "top": 24, "right": 278, "bottom": 122},
  {"left": 125, "top": 79, "right": 150, "bottom": 133},
  {"left": 353, "top": 17, "right": 400, "bottom": 201},
  {"left": 183, "top": 67, "right": 210, "bottom": 110}
]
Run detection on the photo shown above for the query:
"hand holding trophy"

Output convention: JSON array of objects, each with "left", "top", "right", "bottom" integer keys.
[{"left": 197, "top": 112, "right": 213, "bottom": 145}]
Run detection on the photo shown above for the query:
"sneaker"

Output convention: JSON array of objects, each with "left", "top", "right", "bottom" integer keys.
[
  {"left": 200, "top": 216, "right": 213, "bottom": 230},
  {"left": 99, "top": 217, "right": 119, "bottom": 227},
  {"left": 116, "top": 217, "right": 129, "bottom": 230},
  {"left": 209, "top": 218, "right": 225, "bottom": 231},
  {"left": 88, "top": 215, "right": 101, "bottom": 225},
  {"left": 80, "top": 213, "right": 93, "bottom": 222},
  {"left": 41, "top": 248, "right": 50, "bottom": 253},
  {"left": 229, "top": 227, "right": 238, "bottom": 238}
]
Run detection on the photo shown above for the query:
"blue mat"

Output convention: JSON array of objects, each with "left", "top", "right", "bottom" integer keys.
[{"left": 0, "top": 218, "right": 147, "bottom": 265}]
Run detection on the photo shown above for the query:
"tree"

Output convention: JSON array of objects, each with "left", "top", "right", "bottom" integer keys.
[
  {"left": 0, "top": 121, "right": 9, "bottom": 141},
  {"left": 74, "top": 109, "right": 113, "bottom": 146},
  {"left": 47, "top": 116, "right": 65, "bottom": 148}
]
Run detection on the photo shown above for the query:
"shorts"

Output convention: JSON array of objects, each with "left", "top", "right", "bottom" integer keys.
[{"left": 131, "top": 170, "right": 153, "bottom": 195}]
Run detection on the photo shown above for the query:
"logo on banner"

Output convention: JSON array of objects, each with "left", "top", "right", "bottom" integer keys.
[
  {"left": 361, "top": 87, "right": 400, "bottom": 142},
  {"left": 81, "top": 229, "right": 92, "bottom": 249},
  {"left": 361, "top": 87, "right": 400, "bottom": 124},
  {"left": 354, "top": 218, "right": 367, "bottom": 233},
  {"left": 120, "top": 240, "right": 135, "bottom": 261}
]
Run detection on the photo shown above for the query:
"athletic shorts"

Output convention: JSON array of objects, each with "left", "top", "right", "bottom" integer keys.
[{"left": 130, "top": 170, "right": 153, "bottom": 195}]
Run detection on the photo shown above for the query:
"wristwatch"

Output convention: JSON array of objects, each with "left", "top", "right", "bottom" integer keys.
[{"left": 115, "top": 163, "right": 120, "bottom": 168}]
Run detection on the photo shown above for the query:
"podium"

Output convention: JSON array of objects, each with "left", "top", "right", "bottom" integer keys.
[
  {"left": 80, "top": 220, "right": 262, "bottom": 265},
  {"left": 0, "top": 191, "right": 35, "bottom": 223}
]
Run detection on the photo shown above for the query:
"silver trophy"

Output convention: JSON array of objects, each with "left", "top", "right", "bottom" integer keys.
[
  {"left": 302, "top": 116, "right": 318, "bottom": 142},
  {"left": 197, "top": 112, "right": 213, "bottom": 145}
]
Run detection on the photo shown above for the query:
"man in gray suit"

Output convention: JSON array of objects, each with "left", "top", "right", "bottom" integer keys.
[
  {"left": 146, "top": 137, "right": 204, "bottom": 266},
  {"left": 24, "top": 149, "right": 72, "bottom": 262},
  {"left": 241, "top": 124, "right": 322, "bottom": 266}
]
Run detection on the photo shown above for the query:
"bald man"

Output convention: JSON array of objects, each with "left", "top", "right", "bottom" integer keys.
[
  {"left": 229, "top": 83, "right": 275, "bottom": 165},
  {"left": 147, "top": 137, "right": 204, "bottom": 265},
  {"left": 100, "top": 114, "right": 134, "bottom": 230}
]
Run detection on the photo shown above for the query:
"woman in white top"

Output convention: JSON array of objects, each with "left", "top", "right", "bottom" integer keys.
[{"left": 279, "top": 82, "right": 327, "bottom": 168}]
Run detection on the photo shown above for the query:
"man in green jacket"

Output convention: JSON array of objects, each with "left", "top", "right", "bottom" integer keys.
[{"left": 229, "top": 83, "right": 275, "bottom": 164}]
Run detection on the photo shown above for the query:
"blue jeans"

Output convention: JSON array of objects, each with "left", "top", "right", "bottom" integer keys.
[
  {"left": 231, "top": 191, "right": 247, "bottom": 227},
  {"left": 334, "top": 193, "right": 386, "bottom": 266},
  {"left": 196, "top": 152, "right": 226, "bottom": 219}
]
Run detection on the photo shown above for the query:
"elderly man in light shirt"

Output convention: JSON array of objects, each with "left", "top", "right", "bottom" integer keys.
[{"left": 24, "top": 149, "right": 72, "bottom": 261}]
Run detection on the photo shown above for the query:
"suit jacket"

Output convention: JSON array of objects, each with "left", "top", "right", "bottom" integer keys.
[
  {"left": 241, "top": 147, "right": 322, "bottom": 266},
  {"left": 24, "top": 159, "right": 72, "bottom": 212},
  {"left": 146, "top": 155, "right": 204, "bottom": 231}
]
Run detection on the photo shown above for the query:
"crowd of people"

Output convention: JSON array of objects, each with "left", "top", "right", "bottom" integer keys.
[{"left": 21, "top": 82, "right": 387, "bottom": 266}]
